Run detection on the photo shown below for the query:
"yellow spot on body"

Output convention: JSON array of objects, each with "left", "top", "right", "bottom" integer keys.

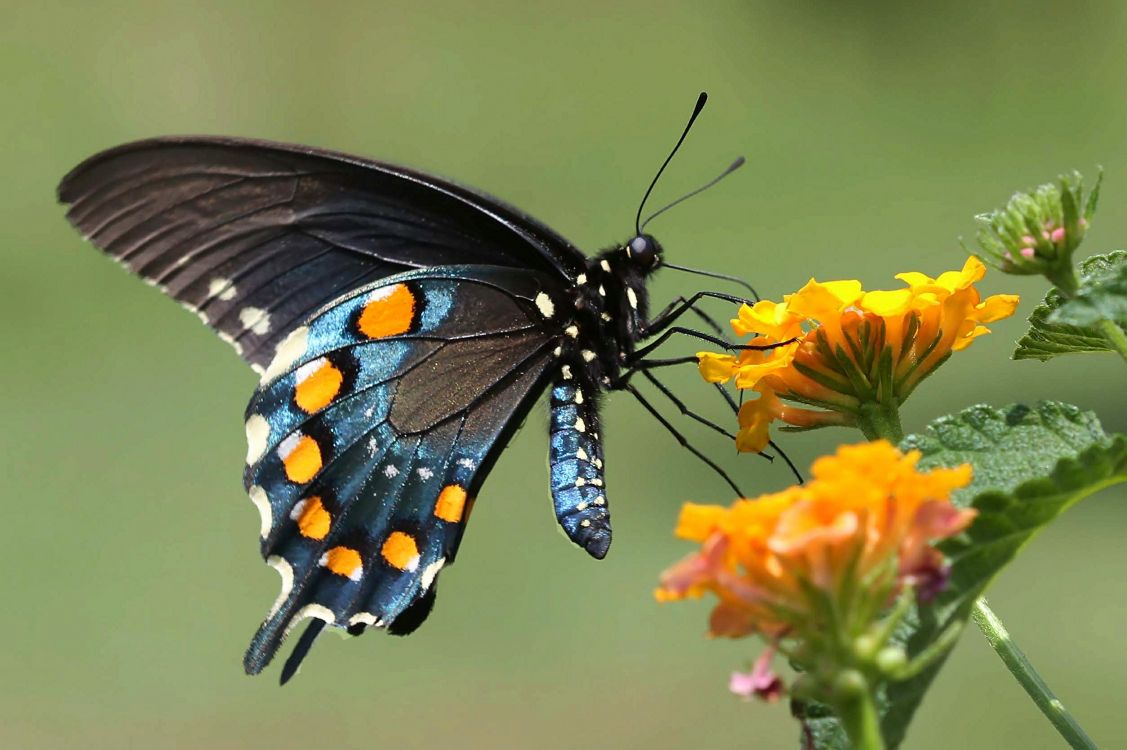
[
  {"left": 358, "top": 284, "right": 415, "bottom": 339},
  {"left": 381, "top": 531, "right": 420, "bottom": 571},
  {"left": 294, "top": 358, "right": 344, "bottom": 413},
  {"left": 294, "top": 496, "right": 331, "bottom": 540},
  {"left": 434, "top": 484, "right": 468, "bottom": 523},
  {"left": 324, "top": 546, "right": 363, "bottom": 580},
  {"left": 279, "top": 433, "right": 322, "bottom": 483}
]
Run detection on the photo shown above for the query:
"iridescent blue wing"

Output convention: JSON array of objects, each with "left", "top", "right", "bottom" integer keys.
[
  {"left": 57, "top": 137, "right": 585, "bottom": 370},
  {"left": 241, "top": 265, "right": 562, "bottom": 678}
]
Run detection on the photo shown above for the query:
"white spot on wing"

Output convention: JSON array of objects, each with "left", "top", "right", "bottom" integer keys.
[
  {"left": 574, "top": 390, "right": 584, "bottom": 405},
  {"left": 245, "top": 414, "right": 270, "bottom": 465},
  {"left": 535, "top": 292, "right": 555, "bottom": 318},
  {"left": 318, "top": 552, "right": 363, "bottom": 581},
  {"left": 627, "top": 287, "right": 638, "bottom": 309},
  {"left": 367, "top": 284, "right": 399, "bottom": 302},
  {"left": 581, "top": 349, "right": 596, "bottom": 362},
  {"left": 575, "top": 477, "right": 586, "bottom": 487},
  {"left": 457, "top": 458, "right": 476, "bottom": 469},
  {"left": 576, "top": 447, "right": 589, "bottom": 462},
  {"left": 294, "top": 357, "right": 327, "bottom": 384},
  {"left": 266, "top": 555, "right": 294, "bottom": 618},
  {"left": 565, "top": 325, "right": 578, "bottom": 338},
  {"left": 417, "top": 467, "right": 433, "bottom": 480},
  {"left": 248, "top": 485, "right": 272, "bottom": 538},
  {"left": 574, "top": 417, "right": 586, "bottom": 433},
  {"left": 421, "top": 557, "right": 446, "bottom": 591},
  {"left": 600, "top": 260, "right": 611, "bottom": 272},
  {"left": 284, "top": 603, "right": 336, "bottom": 639},
  {"left": 207, "top": 277, "right": 237, "bottom": 301},
  {"left": 349, "top": 612, "right": 381, "bottom": 628},
  {"left": 561, "top": 365, "right": 573, "bottom": 380},
  {"left": 277, "top": 431, "right": 304, "bottom": 461},
  {"left": 383, "top": 464, "right": 398, "bottom": 478},
  {"left": 262, "top": 326, "right": 309, "bottom": 383},
  {"left": 594, "top": 495, "right": 606, "bottom": 506},
  {"left": 576, "top": 273, "right": 587, "bottom": 285},
  {"left": 289, "top": 499, "right": 308, "bottom": 521},
  {"left": 580, "top": 519, "right": 591, "bottom": 527},
  {"left": 239, "top": 306, "right": 271, "bottom": 335},
  {"left": 217, "top": 330, "right": 244, "bottom": 355}
]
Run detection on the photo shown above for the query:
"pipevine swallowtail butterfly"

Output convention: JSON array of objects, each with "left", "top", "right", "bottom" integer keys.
[{"left": 57, "top": 92, "right": 766, "bottom": 682}]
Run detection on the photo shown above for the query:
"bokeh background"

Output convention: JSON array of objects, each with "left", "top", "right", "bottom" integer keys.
[{"left": 3, "top": 2, "right": 1126, "bottom": 748}]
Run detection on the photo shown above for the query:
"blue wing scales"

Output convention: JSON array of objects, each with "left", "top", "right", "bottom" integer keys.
[{"left": 241, "top": 266, "right": 562, "bottom": 676}]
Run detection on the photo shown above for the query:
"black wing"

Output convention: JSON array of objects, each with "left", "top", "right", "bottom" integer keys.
[
  {"left": 57, "top": 136, "right": 587, "bottom": 370},
  {"left": 242, "top": 266, "right": 564, "bottom": 677}
]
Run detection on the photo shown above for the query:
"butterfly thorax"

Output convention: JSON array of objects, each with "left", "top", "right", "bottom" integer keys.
[{"left": 561, "top": 235, "right": 660, "bottom": 390}]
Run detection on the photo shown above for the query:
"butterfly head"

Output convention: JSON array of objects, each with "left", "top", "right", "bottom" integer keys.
[{"left": 625, "top": 233, "right": 662, "bottom": 273}]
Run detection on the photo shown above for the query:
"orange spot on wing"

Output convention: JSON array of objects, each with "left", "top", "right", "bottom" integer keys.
[
  {"left": 381, "top": 531, "right": 420, "bottom": 571},
  {"left": 295, "top": 496, "right": 331, "bottom": 540},
  {"left": 324, "top": 546, "right": 363, "bottom": 579},
  {"left": 434, "top": 484, "right": 468, "bottom": 523},
  {"left": 294, "top": 359, "right": 343, "bottom": 413},
  {"left": 358, "top": 284, "right": 416, "bottom": 339},
  {"left": 281, "top": 434, "right": 322, "bottom": 483}
]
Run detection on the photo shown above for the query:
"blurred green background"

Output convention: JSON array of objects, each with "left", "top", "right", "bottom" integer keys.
[{"left": 3, "top": 1, "right": 1126, "bottom": 748}]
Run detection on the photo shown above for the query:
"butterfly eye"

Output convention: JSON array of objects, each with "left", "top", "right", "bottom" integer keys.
[{"left": 627, "top": 234, "right": 660, "bottom": 269}]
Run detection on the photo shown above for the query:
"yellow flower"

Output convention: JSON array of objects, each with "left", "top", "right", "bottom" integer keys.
[
  {"left": 698, "top": 257, "right": 1019, "bottom": 452},
  {"left": 656, "top": 441, "right": 975, "bottom": 640}
]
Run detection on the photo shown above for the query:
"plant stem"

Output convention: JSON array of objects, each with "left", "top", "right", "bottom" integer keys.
[
  {"left": 833, "top": 671, "right": 886, "bottom": 750},
  {"left": 972, "top": 599, "right": 1099, "bottom": 750},
  {"left": 1095, "top": 318, "right": 1127, "bottom": 365},
  {"left": 856, "top": 400, "right": 904, "bottom": 443}
]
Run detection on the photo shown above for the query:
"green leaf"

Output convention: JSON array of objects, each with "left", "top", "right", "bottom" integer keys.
[
  {"left": 1014, "top": 251, "right": 1127, "bottom": 360},
  {"left": 802, "top": 402, "right": 1127, "bottom": 749},
  {"left": 1051, "top": 258, "right": 1127, "bottom": 327}
]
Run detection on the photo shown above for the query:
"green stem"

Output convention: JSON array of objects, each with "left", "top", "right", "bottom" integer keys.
[
  {"left": 1095, "top": 318, "right": 1127, "bottom": 365},
  {"left": 972, "top": 599, "right": 1099, "bottom": 750},
  {"left": 833, "top": 671, "right": 886, "bottom": 750},
  {"left": 856, "top": 400, "right": 904, "bottom": 443}
]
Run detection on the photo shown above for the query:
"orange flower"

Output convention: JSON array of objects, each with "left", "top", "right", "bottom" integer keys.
[
  {"left": 656, "top": 441, "right": 975, "bottom": 640},
  {"left": 699, "top": 257, "right": 1019, "bottom": 452}
]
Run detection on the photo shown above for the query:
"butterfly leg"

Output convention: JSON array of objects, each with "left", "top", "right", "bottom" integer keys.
[
  {"left": 639, "top": 290, "right": 750, "bottom": 340},
  {"left": 626, "top": 360, "right": 806, "bottom": 485},
  {"left": 623, "top": 382, "right": 745, "bottom": 497},
  {"left": 647, "top": 293, "right": 736, "bottom": 338}
]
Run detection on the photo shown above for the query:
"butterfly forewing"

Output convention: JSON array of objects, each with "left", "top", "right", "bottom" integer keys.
[
  {"left": 57, "top": 137, "right": 586, "bottom": 370},
  {"left": 241, "top": 266, "right": 561, "bottom": 672}
]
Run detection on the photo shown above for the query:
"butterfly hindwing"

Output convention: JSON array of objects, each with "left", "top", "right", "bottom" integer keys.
[
  {"left": 57, "top": 137, "right": 586, "bottom": 370},
  {"left": 241, "top": 265, "right": 561, "bottom": 673}
]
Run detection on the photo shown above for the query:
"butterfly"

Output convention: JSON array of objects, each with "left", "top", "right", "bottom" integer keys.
[{"left": 57, "top": 93, "right": 756, "bottom": 682}]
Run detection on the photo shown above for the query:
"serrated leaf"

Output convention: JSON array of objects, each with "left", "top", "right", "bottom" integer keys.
[
  {"left": 1051, "top": 260, "right": 1127, "bottom": 326},
  {"left": 803, "top": 402, "right": 1127, "bottom": 749},
  {"left": 1014, "top": 251, "right": 1127, "bottom": 360}
]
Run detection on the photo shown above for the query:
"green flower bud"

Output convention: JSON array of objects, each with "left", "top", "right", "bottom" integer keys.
[{"left": 971, "top": 169, "right": 1101, "bottom": 287}]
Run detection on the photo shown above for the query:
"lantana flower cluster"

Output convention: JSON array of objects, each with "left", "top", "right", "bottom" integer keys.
[
  {"left": 697, "top": 257, "right": 1018, "bottom": 452},
  {"left": 657, "top": 441, "right": 975, "bottom": 699}
]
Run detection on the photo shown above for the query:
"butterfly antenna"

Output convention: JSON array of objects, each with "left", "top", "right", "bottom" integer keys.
[
  {"left": 635, "top": 91, "right": 709, "bottom": 235},
  {"left": 639, "top": 156, "right": 745, "bottom": 231},
  {"left": 661, "top": 261, "right": 760, "bottom": 301}
]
